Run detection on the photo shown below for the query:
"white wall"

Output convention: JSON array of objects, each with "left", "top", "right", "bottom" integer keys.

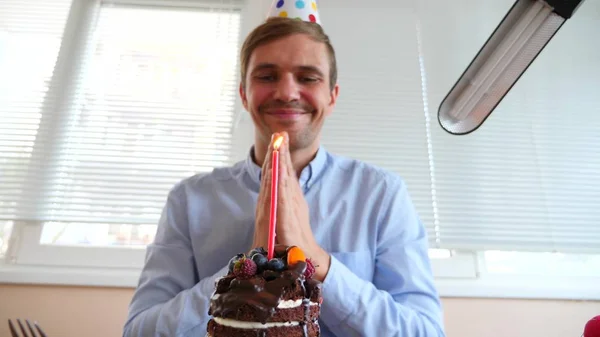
[{"left": 1, "top": 284, "right": 598, "bottom": 337}]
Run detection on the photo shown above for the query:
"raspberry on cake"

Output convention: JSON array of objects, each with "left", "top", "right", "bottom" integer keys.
[{"left": 207, "top": 245, "right": 323, "bottom": 337}]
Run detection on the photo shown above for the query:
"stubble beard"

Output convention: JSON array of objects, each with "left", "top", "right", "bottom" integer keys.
[
  {"left": 288, "top": 128, "right": 315, "bottom": 152},
  {"left": 262, "top": 118, "right": 315, "bottom": 152}
]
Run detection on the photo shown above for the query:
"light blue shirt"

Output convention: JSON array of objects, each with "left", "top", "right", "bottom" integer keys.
[{"left": 123, "top": 146, "right": 446, "bottom": 337}]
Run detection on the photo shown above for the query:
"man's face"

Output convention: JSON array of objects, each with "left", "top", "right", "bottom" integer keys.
[{"left": 240, "top": 33, "right": 339, "bottom": 152}]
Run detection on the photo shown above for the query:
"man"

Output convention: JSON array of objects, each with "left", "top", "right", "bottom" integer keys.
[{"left": 123, "top": 15, "right": 446, "bottom": 337}]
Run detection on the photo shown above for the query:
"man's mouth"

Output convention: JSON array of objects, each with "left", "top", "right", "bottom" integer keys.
[
  {"left": 264, "top": 109, "right": 309, "bottom": 119},
  {"left": 266, "top": 109, "right": 305, "bottom": 115}
]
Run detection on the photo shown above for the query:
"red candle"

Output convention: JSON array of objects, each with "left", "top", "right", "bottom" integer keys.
[{"left": 267, "top": 135, "right": 284, "bottom": 260}]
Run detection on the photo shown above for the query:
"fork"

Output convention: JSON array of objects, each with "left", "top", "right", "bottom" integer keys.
[{"left": 8, "top": 319, "right": 47, "bottom": 337}]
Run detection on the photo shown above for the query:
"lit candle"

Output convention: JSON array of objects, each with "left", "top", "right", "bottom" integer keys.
[{"left": 267, "top": 135, "right": 284, "bottom": 260}]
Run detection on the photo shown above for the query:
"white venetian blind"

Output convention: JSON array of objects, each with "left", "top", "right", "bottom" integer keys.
[
  {"left": 0, "top": 0, "right": 73, "bottom": 221},
  {"left": 1, "top": 0, "right": 243, "bottom": 226},
  {"left": 314, "top": 3, "right": 438, "bottom": 244},
  {"left": 417, "top": 0, "right": 600, "bottom": 253}
]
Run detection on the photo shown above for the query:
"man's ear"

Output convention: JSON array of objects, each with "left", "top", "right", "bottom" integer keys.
[
  {"left": 326, "top": 83, "right": 340, "bottom": 116},
  {"left": 239, "top": 82, "right": 248, "bottom": 111}
]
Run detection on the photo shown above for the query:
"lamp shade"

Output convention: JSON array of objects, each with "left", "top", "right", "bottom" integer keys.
[{"left": 437, "top": 0, "right": 584, "bottom": 135}]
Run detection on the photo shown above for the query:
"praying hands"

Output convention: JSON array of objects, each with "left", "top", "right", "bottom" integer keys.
[{"left": 251, "top": 132, "right": 331, "bottom": 281}]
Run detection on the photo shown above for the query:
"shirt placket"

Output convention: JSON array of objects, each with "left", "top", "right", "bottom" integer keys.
[{"left": 299, "top": 164, "right": 313, "bottom": 194}]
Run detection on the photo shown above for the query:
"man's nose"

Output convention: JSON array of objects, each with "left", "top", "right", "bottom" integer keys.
[{"left": 273, "top": 74, "right": 300, "bottom": 102}]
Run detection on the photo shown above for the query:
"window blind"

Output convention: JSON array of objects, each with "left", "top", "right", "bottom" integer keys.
[
  {"left": 416, "top": 0, "right": 600, "bottom": 253},
  {"left": 314, "top": 4, "right": 438, "bottom": 244},
  {"left": 1, "top": 1, "right": 243, "bottom": 227},
  {"left": 0, "top": 0, "right": 73, "bottom": 222}
]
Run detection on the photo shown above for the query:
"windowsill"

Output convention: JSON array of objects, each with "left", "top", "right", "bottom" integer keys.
[
  {"left": 436, "top": 276, "right": 600, "bottom": 301},
  {"left": 0, "top": 264, "right": 142, "bottom": 288},
  {"left": 1, "top": 264, "right": 599, "bottom": 301}
]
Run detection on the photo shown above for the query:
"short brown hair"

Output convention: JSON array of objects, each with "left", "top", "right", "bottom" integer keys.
[{"left": 239, "top": 17, "right": 338, "bottom": 91}]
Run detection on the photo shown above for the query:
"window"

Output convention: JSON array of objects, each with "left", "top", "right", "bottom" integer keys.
[
  {"left": 0, "top": 221, "right": 14, "bottom": 259},
  {"left": 484, "top": 251, "right": 600, "bottom": 278},
  {"left": 413, "top": 0, "right": 600, "bottom": 296},
  {"left": 40, "top": 222, "right": 156, "bottom": 247},
  {"left": 415, "top": 0, "right": 600, "bottom": 247},
  {"left": 0, "top": 0, "right": 74, "bottom": 262},
  {"left": 1, "top": 0, "right": 242, "bottom": 268},
  {"left": 308, "top": 0, "right": 600, "bottom": 297},
  {"left": 0, "top": 0, "right": 73, "bottom": 232},
  {"left": 33, "top": 2, "right": 240, "bottom": 250}
]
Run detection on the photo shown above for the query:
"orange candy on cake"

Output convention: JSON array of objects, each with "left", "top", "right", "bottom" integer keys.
[{"left": 286, "top": 246, "right": 306, "bottom": 266}]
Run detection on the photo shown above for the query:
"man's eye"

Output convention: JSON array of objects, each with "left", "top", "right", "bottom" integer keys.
[
  {"left": 256, "top": 75, "right": 275, "bottom": 81},
  {"left": 301, "top": 77, "right": 318, "bottom": 82}
]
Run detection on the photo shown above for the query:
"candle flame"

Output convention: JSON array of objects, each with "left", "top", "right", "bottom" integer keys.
[{"left": 273, "top": 135, "right": 284, "bottom": 150}]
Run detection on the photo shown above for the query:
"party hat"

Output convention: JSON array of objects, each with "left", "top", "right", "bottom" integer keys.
[{"left": 267, "top": 0, "right": 321, "bottom": 24}]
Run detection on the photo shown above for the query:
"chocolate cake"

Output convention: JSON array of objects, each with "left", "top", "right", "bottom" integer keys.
[{"left": 207, "top": 245, "right": 322, "bottom": 337}]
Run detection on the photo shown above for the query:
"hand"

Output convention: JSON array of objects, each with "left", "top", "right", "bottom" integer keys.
[{"left": 273, "top": 132, "right": 330, "bottom": 282}]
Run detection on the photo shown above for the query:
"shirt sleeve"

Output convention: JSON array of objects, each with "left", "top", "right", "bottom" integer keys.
[
  {"left": 123, "top": 183, "right": 228, "bottom": 337},
  {"left": 319, "top": 176, "right": 446, "bottom": 337}
]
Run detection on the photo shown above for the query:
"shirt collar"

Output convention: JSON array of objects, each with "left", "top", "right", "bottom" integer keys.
[{"left": 245, "top": 145, "right": 328, "bottom": 191}]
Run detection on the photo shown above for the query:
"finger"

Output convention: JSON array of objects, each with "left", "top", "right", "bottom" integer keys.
[
  {"left": 260, "top": 157, "right": 271, "bottom": 191},
  {"left": 280, "top": 132, "right": 295, "bottom": 179},
  {"left": 262, "top": 132, "right": 279, "bottom": 173},
  {"left": 258, "top": 168, "right": 272, "bottom": 230},
  {"left": 261, "top": 167, "right": 272, "bottom": 202},
  {"left": 260, "top": 133, "right": 279, "bottom": 194},
  {"left": 274, "top": 147, "right": 289, "bottom": 196},
  {"left": 277, "top": 146, "right": 292, "bottom": 210},
  {"left": 278, "top": 157, "right": 289, "bottom": 199}
]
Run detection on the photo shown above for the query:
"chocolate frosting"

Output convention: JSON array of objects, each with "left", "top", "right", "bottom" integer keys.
[{"left": 209, "top": 260, "right": 319, "bottom": 324}]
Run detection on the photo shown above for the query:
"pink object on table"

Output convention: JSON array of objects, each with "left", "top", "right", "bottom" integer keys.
[{"left": 584, "top": 316, "right": 600, "bottom": 337}]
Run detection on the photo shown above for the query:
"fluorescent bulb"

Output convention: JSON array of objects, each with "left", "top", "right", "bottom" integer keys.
[
  {"left": 449, "top": 1, "right": 552, "bottom": 121},
  {"left": 437, "top": 0, "right": 585, "bottom": 135}
]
